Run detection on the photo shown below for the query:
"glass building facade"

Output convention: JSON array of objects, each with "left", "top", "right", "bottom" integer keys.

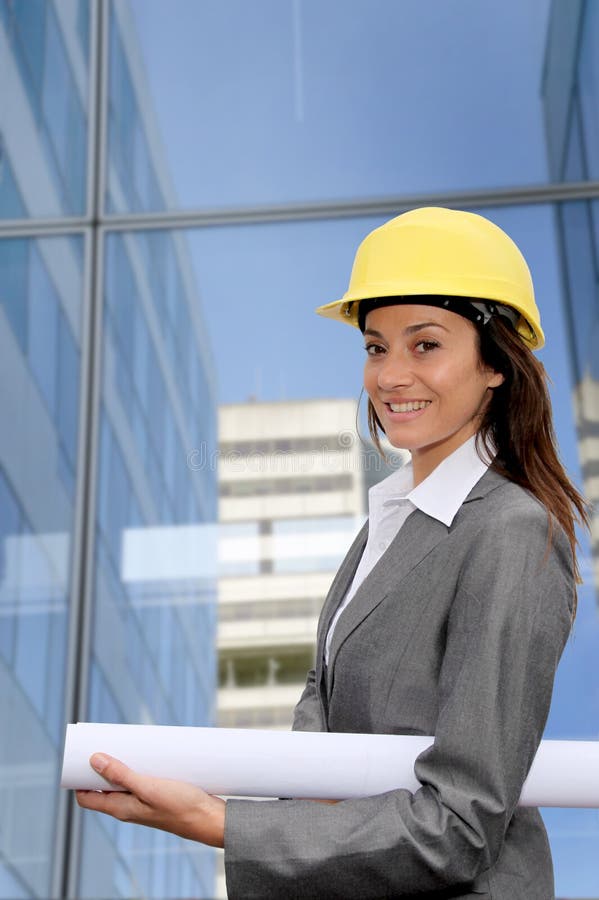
[
  {"left": 0, "top": 2, "right": 218, "bottom": 898},
  {"left": 1, "top": 1, "right": 598, "bottom": 898}
]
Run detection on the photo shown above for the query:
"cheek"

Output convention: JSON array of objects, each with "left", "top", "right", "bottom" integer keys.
[
  {"left": 363, "top": 363, "right": 377, "bottom": 397},
  {"left": 432, "top": 365, "right": 490, "bottom": 415}
]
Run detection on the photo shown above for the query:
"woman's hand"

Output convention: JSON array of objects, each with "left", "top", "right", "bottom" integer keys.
[{"left": 75, "top": 753, "right": 226, "bottom": 848}]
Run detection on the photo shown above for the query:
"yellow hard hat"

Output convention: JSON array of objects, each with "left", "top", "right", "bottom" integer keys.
[{"left": 316, "top": 207, "right": 544, "bottom": 349}]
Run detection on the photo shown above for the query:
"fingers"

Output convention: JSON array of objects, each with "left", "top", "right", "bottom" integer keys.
[
  {"left": 89, "top": 753, "right": 145, "bottom": 795},
  {"left": 75, "top": 788, "right": 137, "bottom": 820},
  {"left": 75, "top": 766, "right": 227, "bottom": 847}
]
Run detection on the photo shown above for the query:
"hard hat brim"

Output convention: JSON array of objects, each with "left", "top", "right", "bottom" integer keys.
[{"left": 315, "top": 294, "right": 544, "bottom": 350}]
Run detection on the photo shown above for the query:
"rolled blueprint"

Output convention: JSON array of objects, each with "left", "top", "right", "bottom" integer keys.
[{"left": 61, "top": 723, "right": 599, "bottom": 808}]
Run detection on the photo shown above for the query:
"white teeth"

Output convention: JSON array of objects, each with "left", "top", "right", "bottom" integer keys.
[{"left": 389, "top": 401, "right": 431, "bottom": 413}]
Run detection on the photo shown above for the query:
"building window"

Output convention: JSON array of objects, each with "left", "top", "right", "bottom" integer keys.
[
  {"left": 220, "top": 473, "right": 354, "bottom": 497},
  {"left": 220, "top": 434, "right": 352, "bottom": 456}
]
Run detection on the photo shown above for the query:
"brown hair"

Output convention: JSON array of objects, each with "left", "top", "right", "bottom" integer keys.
[{"left": 366, "top": 314, "right": 590, "bottom": 611}]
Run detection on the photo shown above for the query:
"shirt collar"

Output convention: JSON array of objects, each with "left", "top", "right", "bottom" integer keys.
[{"left": 367, "top": 435, "right": 494, "bottom": 528}]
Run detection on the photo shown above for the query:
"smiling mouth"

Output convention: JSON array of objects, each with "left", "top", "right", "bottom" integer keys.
[{"left": 387, "top": 401, "right": 431, "bottom": 413}]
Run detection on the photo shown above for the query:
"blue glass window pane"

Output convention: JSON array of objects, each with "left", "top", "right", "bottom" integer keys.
[
  {"left": 113, "top": 858, "right": 134, "bottom": 898},
  {"left": 151, "top": 833, "right": 168, "bottom": 899},
  {"left": 40, "top": 6, "right": 87, "bottom": 212},
  {"left": 1, "top": 0, "right": 88, "bottom": 217},
  {"left": 0, "top": 470, "right": 20, "bottom": 665},
  {"left": 27, "top": 246, "right": 58, "bottom": 419},
  {"left": 0, "top": 861, "right": 29, "bottom": 899},
  {"left": 57, "top": 444, "right": 76, "bottom": 498},
  {"left": 10, "top": 0, "right": 46, "bottom": 118},
  {"left": 97, "top": 413, "right": 112, "bottom": 539},
  {"left": 110, "top": 243, "right": 136, "bottom": 350},
  {"left": 44, "top": 598, "right": 67, "bottom": 745},
  {"left": 166, "top": 842, "right": 182, "bottom": 899},
  {"left": 131, "top": 400, "right": 149, "bottom": 470},
  {"left": 107, "top": 15, "right": 165, "bottom": 212},
  {"left": 0, "top": 234, "right": 81, "bottom": 896},
  {"left": 579, "top": 0, "right": 599, "bottom": 180},
  {"left": 0, "top": 142, "right": 26, "bottom": 218},
  {"left": 99, "top": 674, "right": 121, "bottom": 723},
  {"left": 114, "top": 0, "right": 553, "bottom": 212},
  {"left": 0, "top": 238, "right": 28, "bottom": 350},
  {"left": 559, "top": 200, "right": 598, "bottom": 382},
  {"left": 76, "top": 0, "right": 91, "bottom": 57},
  {"left": 14, "top": 534, "right": 51, "bottom": 719},
  {"left": 132, "top": 307, "right": 150, "bottom": 408},
  {"left": 565, "top": 95, "right": 586, "bottom": 182},
  {"left": 116, "top": 352, "right": 134, "bottom": 411},
  {"left": 163, "top": 409, "right": 176, "bottom": 498},
  {"left": 41, "top": 9, "right": 71, "bottom": 161},
  {"left": 65, "top": 90, "right": 87, "bottom": 212},
  {"left": 57, "top": 309, "right": 81, "bottom": 472}
]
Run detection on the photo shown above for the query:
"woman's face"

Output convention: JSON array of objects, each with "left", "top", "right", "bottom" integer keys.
[{"left": 363, "top": 303, "right": 504, "bottom": 483}]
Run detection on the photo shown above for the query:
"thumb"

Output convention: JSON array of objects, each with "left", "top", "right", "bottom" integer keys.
[{"left": 90, "top": 753, "right": 138, "bottom": 791}]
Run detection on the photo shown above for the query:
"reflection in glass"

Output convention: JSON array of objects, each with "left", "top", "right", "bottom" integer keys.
[
  {"left": 106, "top": 3, "right": 165, "bottom": 213},
  {"left": 109, "top": 0, "right": 552, "bottom": 213},
  {"left": 579, "top": 0, "right": 599, "bottom": 180},
  {"left": 0, "top": 234, "right": 82, "bottom": 897},
  {"left": 0, "top": 1, "right": 88, "bottom": 217}
]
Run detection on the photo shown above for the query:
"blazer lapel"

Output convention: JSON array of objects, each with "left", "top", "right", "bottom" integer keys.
[
  {"left": 315, "top": 520, "right": 369, "bottom": 690},
  {"left": 326, "top": 509, "right": 448, "bottom": 688}
]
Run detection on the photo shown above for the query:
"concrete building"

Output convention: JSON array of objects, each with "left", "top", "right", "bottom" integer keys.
[{"left": 216, "top": 398, "right": 389, "bottom": 731}]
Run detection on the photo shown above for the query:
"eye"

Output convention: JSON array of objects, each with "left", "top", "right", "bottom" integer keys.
[
  {"left": 414, "top": 339, "right": 440, "bottom": 354},
  {"left": 364, "top": 342, "right": 385, "bottom": 356}
]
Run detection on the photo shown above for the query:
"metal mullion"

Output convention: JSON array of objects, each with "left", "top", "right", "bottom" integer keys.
[
  {"left": 0, "top": 218, "right": 90, "bottom": 237},
  {"left": 95, "top": 180, "right": 599, "bottom": 232},
  {"left": 57, "top": 0, "right": 110, "bottom": 897},
  {"left": 64, "top": 225, "right": 106, "bottom": 900},
  {"left": 5, "top": 184, "right": 599, "bottom": 239},
  {"left": 84, "top": 0, "right": 101, "bottom": 224},
  {"left": 93, "top": 0, "right": 109, "bottom": 226}
]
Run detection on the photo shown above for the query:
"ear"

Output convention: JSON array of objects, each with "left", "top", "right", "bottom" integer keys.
[{"left": 487, "top": 370, "right": 505, "bottom": 389}]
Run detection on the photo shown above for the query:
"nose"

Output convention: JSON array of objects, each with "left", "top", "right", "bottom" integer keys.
[{"left": 376, "top": 350, "right": 415, "bottom": 391}]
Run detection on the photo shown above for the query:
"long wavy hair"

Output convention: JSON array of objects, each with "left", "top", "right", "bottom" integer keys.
[{"left": 366, "top": 313, "right": 590, "bottom": 611}]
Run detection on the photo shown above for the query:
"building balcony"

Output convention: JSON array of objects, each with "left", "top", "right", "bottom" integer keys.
[{"left": 218, "top": 614, "right": 319, "bottom": 650}]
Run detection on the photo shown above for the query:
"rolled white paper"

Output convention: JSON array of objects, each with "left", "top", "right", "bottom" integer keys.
[{"left": 61, "top": 723, "right": 599, "bottom": 808}]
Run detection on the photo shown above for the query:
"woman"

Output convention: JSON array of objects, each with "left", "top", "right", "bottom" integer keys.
[{"left": 77, "top": 207, "right": 589, "bottom": 899}]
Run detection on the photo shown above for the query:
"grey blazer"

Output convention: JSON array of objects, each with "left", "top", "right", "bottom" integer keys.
[{"left": 224, "top": 468, "right": 574, "bottom": 899}]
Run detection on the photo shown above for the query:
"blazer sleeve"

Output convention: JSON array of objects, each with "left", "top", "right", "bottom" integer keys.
[
  {"left": 223, "top": 505, "right": 574, "bottom": 899},
  {"left": 291, "top": 668, "right": 325, "bottom": 732}
]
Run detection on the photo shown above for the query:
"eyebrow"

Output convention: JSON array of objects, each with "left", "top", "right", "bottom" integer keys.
[{"left": 363, "top": 321, "right": 450, "bottom": 338}]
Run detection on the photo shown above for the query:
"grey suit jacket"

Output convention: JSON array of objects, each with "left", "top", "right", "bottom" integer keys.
[{"left": 224, "top": 468, "right": 574, "bottom": 899}]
